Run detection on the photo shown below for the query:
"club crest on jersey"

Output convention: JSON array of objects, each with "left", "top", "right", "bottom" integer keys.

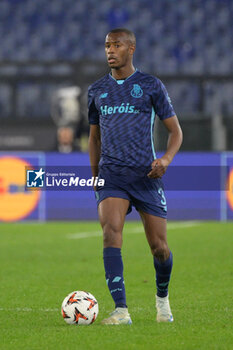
[{"left": 131, "top": 84, "right": 143, "bottom": 98}]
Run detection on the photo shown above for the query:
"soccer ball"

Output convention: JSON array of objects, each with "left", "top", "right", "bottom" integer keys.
[{"left": 61, "top": 291, "right": 98, "bottom": 325}]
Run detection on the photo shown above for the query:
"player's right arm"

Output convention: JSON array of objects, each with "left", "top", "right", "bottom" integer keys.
[
  {"left": 88, "top": 124, "right": 101, "bottom": 178},
  {"left": 88, "top": 86, "right": 101, "bottom": 180}
]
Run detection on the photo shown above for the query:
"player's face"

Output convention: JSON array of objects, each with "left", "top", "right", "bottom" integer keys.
[{"left": 105, "top": 33, "right": 135, "bottom": 69}]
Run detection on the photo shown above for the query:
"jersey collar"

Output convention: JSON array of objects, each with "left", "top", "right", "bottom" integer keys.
[{"left": 109, "top": 69, "right": 138, "bottom": 84}]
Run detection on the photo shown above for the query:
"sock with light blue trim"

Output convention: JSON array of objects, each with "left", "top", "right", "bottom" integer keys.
[
  {"left": 153, "top": 251, "right": 173, "bottom": 298},
  {"left": 103, "top": 247, "right": 127, "bottom": 308}
]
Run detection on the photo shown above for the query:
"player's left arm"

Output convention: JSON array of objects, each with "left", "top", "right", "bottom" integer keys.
[{"left": 147, "top": 115, "right": 183, "bottom": 178}]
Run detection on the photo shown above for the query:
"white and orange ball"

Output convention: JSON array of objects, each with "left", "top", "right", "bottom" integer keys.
[{"left": 61, "top": 291, "right": 98, "bottom": 325}]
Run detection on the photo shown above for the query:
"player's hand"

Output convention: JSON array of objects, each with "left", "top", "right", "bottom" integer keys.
[{"left": 147, "top": 157, "right": 169, "bottom": 178}]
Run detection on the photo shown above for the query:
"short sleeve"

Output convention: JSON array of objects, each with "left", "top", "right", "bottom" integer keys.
[
  {"left": 88, "top": 86, "right": 99, "bottom": 125},
  {"left": 152, "top": 79, "right": 176, "bottom": 120}
]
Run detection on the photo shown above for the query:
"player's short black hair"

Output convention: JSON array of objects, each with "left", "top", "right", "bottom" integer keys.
[{"left": 107, "top": 28, "right": 136, "bottom": 46}]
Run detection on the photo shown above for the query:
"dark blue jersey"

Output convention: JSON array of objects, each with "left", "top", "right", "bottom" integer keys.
[{"left": 88, "top": 70, "right": 175, "bottom": 170}]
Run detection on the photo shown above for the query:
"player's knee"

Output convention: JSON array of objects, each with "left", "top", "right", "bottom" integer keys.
[
  {"left": 151, "top": 242, "right": 169, "bottom": 262},
  {"left": 102, "top": 224, "right": 122, "bottom": 247}
]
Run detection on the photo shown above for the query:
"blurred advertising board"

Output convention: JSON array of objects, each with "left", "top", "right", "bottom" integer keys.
[{"left": 0, "top": 152, "right": 232, "bottom": 222}]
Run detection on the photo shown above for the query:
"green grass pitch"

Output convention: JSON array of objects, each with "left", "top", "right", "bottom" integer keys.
[{"left": 0, "top": 221, "right": 233, "bottom": 350}]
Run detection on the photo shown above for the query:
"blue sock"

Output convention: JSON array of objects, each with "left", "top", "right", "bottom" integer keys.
[
  {"left": 103, "top": 247, "right": 127, "bottom": 308},
  {"left": 153, "top": 251, "right": 173, "bottom": 298}
]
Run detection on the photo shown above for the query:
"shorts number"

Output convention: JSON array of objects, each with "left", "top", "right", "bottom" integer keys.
[{"left": 158, "top": 187, "right": 166, "bottom": 206}]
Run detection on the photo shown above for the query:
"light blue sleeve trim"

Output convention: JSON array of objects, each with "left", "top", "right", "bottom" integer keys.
[{"left": 151, "top": 107, "right": 156, "bottom": 160}]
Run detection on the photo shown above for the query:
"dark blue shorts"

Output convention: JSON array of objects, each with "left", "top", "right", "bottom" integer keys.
[{"left": 94, "top": 166, "right": 167, "bottom": 219}]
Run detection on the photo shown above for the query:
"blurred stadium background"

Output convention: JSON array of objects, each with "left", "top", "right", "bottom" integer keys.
[{"left": 0, "top": 0, "right": 232, "bottom": 222}]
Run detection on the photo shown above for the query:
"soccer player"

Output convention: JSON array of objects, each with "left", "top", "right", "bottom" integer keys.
[{"left": 88, "top": 28, "right": 183, "bottom": 325}]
